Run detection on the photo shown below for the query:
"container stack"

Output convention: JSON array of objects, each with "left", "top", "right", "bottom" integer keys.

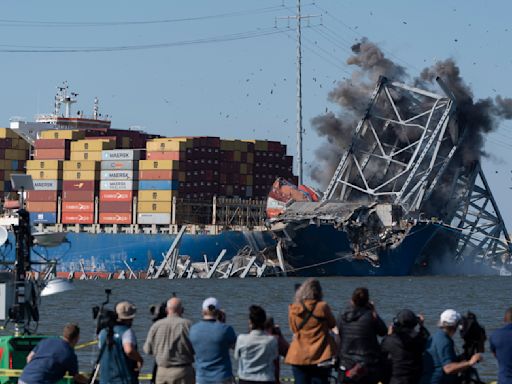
[
  {"left": 61, "top": 139, "right": 114, "bottom": 224},
  {"left": 26, "top": 159, "right": 63, "bottom": 224},
  {"left": 137, "top": 138, "right": 186, "bottom": 224},
  {"left": 0, "top": 128, "right": 29, "bottom": 195},
  {"left": 182, "top": 137, "right": 219, "bottom": 199},
  {"left": 99, "top": 149, "right": 142, "bottom": 225}
]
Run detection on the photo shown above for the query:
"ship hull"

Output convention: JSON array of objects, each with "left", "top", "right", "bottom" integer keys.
[{"left": 272, "top": 221, "right": 443, "bottom": 276}]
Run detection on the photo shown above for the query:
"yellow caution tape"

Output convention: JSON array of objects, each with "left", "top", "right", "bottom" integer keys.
[{"left": 75, "top": 340, "right": 97, "bottom": 350}]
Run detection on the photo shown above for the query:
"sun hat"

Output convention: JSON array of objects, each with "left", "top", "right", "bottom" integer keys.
[
  {"left": 439, "top": 309, "right": 461, "bottom": 327},
  {"left": 116, "top": 301, "right": 137, "bottom": 320},
  {"left": 202, "top": 297, "right": 220, "bottom": 311}
]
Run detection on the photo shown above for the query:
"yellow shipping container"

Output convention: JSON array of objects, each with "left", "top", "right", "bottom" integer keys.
[
  {"left": 138, "top": 190, "right": 175, "bottom": 202},
  {"left": 40, "top": 130, "right": 85, "bottom": 140},
  {"left": 0, "top": 181, "right": 3, "bottom": 191},
  {"left": 254, "top": 140, "right": 268, "bottom": 151},
  {"left": 240, "top": 163, "right": 247, "bottom": 175},
  {"left": 121, "top": 137, "right": 131, "bottom": 148},
  {"left": 70, "top": 151, "right": 103, "bottom": 161},
  {"left": 246, "top": 175, "right": 253, "bottom": 186},
  {"left": 3, "top": 170, "right": 13, "bottom": 181},
  {"left": 247, "top": 153, "right": 254, "bottom": 164},
  {"left": 139, "top": 160, "right": 180, "bottom": 170},
  {"left": 220, "top": 140, "right": 235, "bottom": 151},
  {"left": 26, "top": 169, "right": 61, "bottom": 180},
  {"left": 0, "top": 160, "right": 4, "bottom": 169},
  {"left": 146, "top": 140, "right": 190, "bottom": 152},
  {"left": 5, "top": 149, "right": 27, "bottom": 160},
  {"left": 63, "top": 160, "right": 100, "bottom": 171},
  {"left": 26, "top": 160, "right": 63, "bottom": 170},
  {"left": 71, "top": 139, "right": 115, "bottom": 152},
  {"left": 179, "top": 171, "right": 186, "bottom": 182},
  {"left": 12, "top": 138, "right": 30, "bottom": 150},
  {"left": 233, "top": 151, "right": 241, "bottom": 162},
  {"left": 63, "top": 170, "right": 99, "bottom": 180},
  {"left": 137, "top": 201, "right": 172, "bottom": 213},
  {"left": 0, "top": 128, "right": 20, "bottom": 139}
]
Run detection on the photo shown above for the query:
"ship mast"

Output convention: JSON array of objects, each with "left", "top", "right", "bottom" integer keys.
[{"left": 296, "top": 0, "right": 303, "bottom": 185}]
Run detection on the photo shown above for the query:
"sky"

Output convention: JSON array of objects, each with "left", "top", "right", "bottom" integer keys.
[{"left": 1, "top": 0, "right": 512, "bottom": 225}]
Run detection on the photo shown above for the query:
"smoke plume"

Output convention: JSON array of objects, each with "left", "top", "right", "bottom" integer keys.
[{"left": 311, "top": 38, "right": 512, "bottom": 195}]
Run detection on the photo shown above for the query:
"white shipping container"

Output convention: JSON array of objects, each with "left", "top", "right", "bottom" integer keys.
[
  {"left": 33, "top": 179, "right": 61, "bottom": 191},
  {"left": 102, "top": 149, "right": 143, "bottom": 161},
  {"left": 101, "top": 160, "right": 138, "bottom": 171},
  {"left": 137, "top": 213, "right": 171, "bottom": 225},
  {"left": 101, "top": 170, "right": 135, "bottom": 180},
  {"left": 100, "top": 180, "right": 136, "bottom": 190}
]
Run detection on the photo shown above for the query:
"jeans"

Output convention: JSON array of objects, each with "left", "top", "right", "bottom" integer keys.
[{"left": 291, "top": 365, "right": 330, "bottom": 384}]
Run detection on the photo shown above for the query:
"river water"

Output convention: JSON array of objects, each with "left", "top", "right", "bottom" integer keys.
[{"left": 27, "top": 276, "right": 511, "bottom": 381}]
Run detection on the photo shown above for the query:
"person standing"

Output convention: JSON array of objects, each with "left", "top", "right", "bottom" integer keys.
[
  {"left": 144, "top": 297, "right": 195, "bottom": 384},
  {"left": 381, "top": 309, "right": 430, "bottom": 384},
  {"left": 98, "top": 301, "right": 144, "bottom": 384},
  {"left": 490, "top": 307, "right": 512, "bottom": 384},
  {"left": 20, "top": 323, "right": 88, "bottom": 384},
  {"left": 264, "top": 317, "right": 289, "bottom": 384},
  {"left": 235, "top": 305, "right": 278, "bottom": 384},
  {"left": 337, "top": 287, "right": 387, "bottom": 384},
  {"left": 285, "top": 278, "right": 337, "bottom": 384},
  {"left": 189, "top": 297, "right": 237, "bottom": 384},
  {"left": 420, "top": 309, "right": 481, "bottom": 384}
]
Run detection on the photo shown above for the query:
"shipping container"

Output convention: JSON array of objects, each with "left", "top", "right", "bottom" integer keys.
[
  {"left": 33, "top": 149, "right": 68, "bottom": 160},
  {"left": 99, "top": 201, "right": 132, "bottom": 213},
  {"left": 138, "top": 170, "right": 179, "bottom": 180},
  {"left": 137, "top": 190, "right": 174, "bottom": 202},
  {"left": 100, "top": 160, "right": 138, "bottom": 171},
  {"left": 34, "top": 139, "right": 70, "bottom": 150},
  {"left": 40, "top": 130, "right": 85, "bottom": 140},
  {"left": 139, "top": 160, "right": 180, "bottom": 170},
  {"left": 62, "top": 190, "right": 95, "bottom": 201},
  {"left": 100, "top": 180, "right": 136, "bottom": 190},
  {"left": 26, "top": 191, "right": 58, "bottom": 202},
  {"left": 70, "top": 139, "right": 115, "bottom": 152},
  {"left": 146, "top": 151, "right": 184, "bottom": 160},
  {"left": 62, "top": 180, "right": 98, "bottom": 191},
  {"left": 63, "top": 161, "right": 100, "bottom": 171},
  {"left": 146, "top": 140, "right": 190, "bottom": 152},
  {"left": 100, "top": 170, "right": 135, "bottom": 180},
  {"left": 26, "top": 160, "right": 63, "bottom": 171},
  {"left": 99, "top": 213, "right": 132, "bottom": 225},
  {"left": 26, "top": 169, "right": 61, "bottom": 180},
  {"left": 33, "top": 179, "right": 62, "bottom": 191},
  {"left": 70, "top": 151, "right": 102, "bottom": 161},
  {"left": 63, "top": 170, "right": 100, "bottom": 180},
  {"left": 0, "top": 128, "right": 20, "bottom": 139},
  {"left": 5, "top": 149, "right": 28, "bottom": 160},
  {"left": 137, "top": 201, "right": 172, "bottom": 213},
  {"left": 61, "top": 212, "right": 94, "bottom": 224},
  {"left": 26, "top": 201, "right": 57, "bottom": 212},
  {"left": 29, "top": 212, "right": 57, "bottom": 224},
  {"left": 99, "top": 190, "right": 133, "bottom": 202},
  {"left": 138, "top": 180, "right": 179, "bottom": 190},
  {"left": 101, "top": 149, "right": 143, "bottom": 161},
  {"left": 137, "top": 213, "right": 171, "bottom": 225},
  {"left": 62, "top": 201, "right": 95, "bottom": 212}
]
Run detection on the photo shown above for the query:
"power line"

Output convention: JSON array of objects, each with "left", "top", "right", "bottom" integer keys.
[{"left": 0, "top": 28, "right": 288, "bottom": 53}]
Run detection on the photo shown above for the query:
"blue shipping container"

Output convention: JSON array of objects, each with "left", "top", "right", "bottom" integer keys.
[
  {"left": 30, "top": 212, "right": 57, "bottom": 224},
  {"left": 11, "top": 160, "right": 18, "bottom": 169},
  {"left": 138, "top": 180, "right": 179, "bottom": 190}
]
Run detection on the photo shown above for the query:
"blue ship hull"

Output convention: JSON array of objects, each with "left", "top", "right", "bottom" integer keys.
[
  {"left": 6, "top": 230, "right": 275, "bottom": 272},
  {"left": 273, "top": 221, "right": 443, "bottom": 276}
]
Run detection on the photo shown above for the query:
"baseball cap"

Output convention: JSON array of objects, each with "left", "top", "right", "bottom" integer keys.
[
  {"left": 439, "top": 309, "right": 461, "bottom": 327},
  {"left": 395, "top": 309, "right": 419, "bottom": 328},
  {"left": 202, "top": 297, "right": 220, "bottom": 312},
  {"left": 116, "top": 301, "right": 137, "bottom": 320}
]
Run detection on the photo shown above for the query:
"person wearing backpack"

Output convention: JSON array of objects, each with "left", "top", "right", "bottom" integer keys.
[{"left": 285, "top": 279, "right": 337, "bottom": 384}]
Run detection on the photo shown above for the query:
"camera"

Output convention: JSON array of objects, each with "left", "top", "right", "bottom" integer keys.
[{"left": 92, "top": 289, "right": 117, "bottom": 335}]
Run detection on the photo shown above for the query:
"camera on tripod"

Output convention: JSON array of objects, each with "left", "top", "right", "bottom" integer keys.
[{"left": 92, "top": 289, "right": 117, "bottom": 335}]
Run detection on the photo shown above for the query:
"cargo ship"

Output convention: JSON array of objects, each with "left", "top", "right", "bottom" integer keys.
[{"left": 0, "top": 84, "right": 291, "bottom": 274}]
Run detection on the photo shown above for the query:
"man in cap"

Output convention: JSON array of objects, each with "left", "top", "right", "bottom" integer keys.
[
  {"left": 420, "top": 309, "right": 481, "bottom": 384},
  {"left": 189, "top": 297, "right": 237, "bottom": 384},
  {"left": 381, "top": 309, "right": 430, "bottom": 384},
  {"left": 144, "top": 296, "right": 195, "bottom": 384},
  {"left": 490, "top": 307, "right": 512, "bottom": 384},
  {"left": 20, "top": 323, "right": 88, "bottom": 384},
  {"left": 98, "top": 300, "right": 144, "bottom": 384}
]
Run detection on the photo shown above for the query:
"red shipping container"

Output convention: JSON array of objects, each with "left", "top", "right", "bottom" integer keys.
[
  {"left": 61, "top": 212, "right": 94, "bottom": 224},
  {"left": 26, "top": 191, "right": 58, "bottom": 202},
  {"left": 99, "top": 190, "right": 133, "bottom": 202},
  {"left": 26, "top": 201, "right": 56, "bottom": 212},
  {"left": 138, "top": 170, "right": 178, "bottom": 180},
  {"left": 62, "top": 180, "right": 98, "bottom": 191},
  {"left": 146, "top": 151, "right": 184, "bottom": 160},
  {"left": 62, "top": 190, "right": 95, "bottom": 201},
  {"left": 34, "top": 139, "right": 70, "bottom": 150},
  {"left": 99, "top": 201, "right": 132, "bottom": 213},
  {"left": 62, "top": 201, "right": 94, "bottom": 212},
  {"left": 34, "top": 148, "right": 69, "bottom": 160},
  {"left": 99, "top": 212, "right": 132, "bottom": 224}
]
